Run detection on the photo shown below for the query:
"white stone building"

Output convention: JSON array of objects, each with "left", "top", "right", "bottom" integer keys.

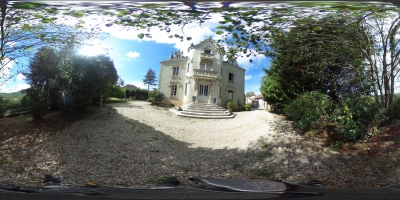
[{"left": 158, "top": 38, "right": 245, "bottom": 107}]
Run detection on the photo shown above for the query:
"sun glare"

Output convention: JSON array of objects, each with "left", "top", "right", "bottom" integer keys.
[{"left": 78, "top": 43, "right": 107, "bottom": 56}]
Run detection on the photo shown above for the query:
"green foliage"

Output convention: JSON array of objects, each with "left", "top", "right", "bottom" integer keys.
[
  {"left": 0, "top": 96, "right": 8, "bottom": 115},
  {"left": 394, "top": 95, "right": 400, "bottom": 120},
  {"left": 125, "top": 89, "right": 131, "bottom": 99},
  {"left": 149, "top": 89, "right": 164, "bottom": 103},
  {"left": 133, "top": 89, "right": 149, "bottom": 100},
  {"left": 245, "top": 91, "right": 255, "bottom": 98},
  {"left": 243, "top": 103, "right": 252, "bottom": 111},
  {"left": 329, "top": 97, "right": 386, "bottom": 142},
  {"left": 147, "top": 97, "right": 155, "bottom": 104},
  {"left": 105, "top": 86, "right": 125, "bottom": 100},
  {"left": 261, "top": 14, "right": 370, "bottom": 109},
  {"left": 24, "top": 86, "right": 48, "bottom": 120},
  {"left": 284, "top": 92, "right": 332, "bottom": 131},
  {"left": 20, "top": 95, "right": 30, "bottom": 108},
  {"left": 227, "top": 102, "right": 235, "bottom": 112}
]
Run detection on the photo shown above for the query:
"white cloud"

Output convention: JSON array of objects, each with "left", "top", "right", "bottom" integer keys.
[
  {"left": 126, "top": 51, "right": 140, "bottom": 59},
  {"left": 0, "top": 58, "right": 14, "bottom": 78},
  {"left": 0, "top": 83, "right": 30, "bottom": 93},
  {"left": 245, "top": 75, "right": 252, "bottom": 80},
  {"left": 103, "top": 13, "right": 225, "bottom": 57},
  {"left": 236, "top": 53, "right": 267, "bottom": 71},
  {"left": 16, "top": 73, "right": 26, "bottom": 81}
]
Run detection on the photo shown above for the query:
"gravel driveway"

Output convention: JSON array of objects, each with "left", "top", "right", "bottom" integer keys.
[{"left": 2, "top": 101, "right": 400, "bottom": 189}]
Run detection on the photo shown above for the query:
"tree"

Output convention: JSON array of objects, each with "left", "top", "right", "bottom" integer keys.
[
  {"left": 143, "top": 68, "right": 157, "bottom": 98},
  {"left": 130, "top": 90, "right": 136, "bottom": 100},
  {"left": 0, "top": 2, "right": 99, "bottom": 86},
  {"left": 245, "top": 91, "right": 256, "bottom": 98},
  {"left": 69, "top": 54, "right": 118, "bottom": 108},
  {"left": 125, "top": 89, "right": 131, "bottom": 99},
  {"left": 24, "top": 86, "right": 49, "bottom": 120},
  {"left": 353, "top": 9, "right": 400, "bottom": 121},
  {"left": 260, "top": 14, "right": 371, "bottom": 108}
]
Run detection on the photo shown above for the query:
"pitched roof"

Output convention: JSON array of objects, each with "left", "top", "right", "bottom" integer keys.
[{"left": 255, "top": 94, "right": 263, "bottom": 99}]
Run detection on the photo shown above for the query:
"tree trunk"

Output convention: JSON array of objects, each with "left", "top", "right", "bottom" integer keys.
[
  {"left": 100, "top": 93, "right": 103, "bottom": 107},
  {"left": 0, "top": 2, "right": 6, "bottom": 59},
  {"left": 390, "top": 71, "right": 395, "bottom": 122}
]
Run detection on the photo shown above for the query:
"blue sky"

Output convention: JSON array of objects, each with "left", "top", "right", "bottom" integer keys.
[{"left": 1, "top": 13, "right": 271, "bottom": 95}]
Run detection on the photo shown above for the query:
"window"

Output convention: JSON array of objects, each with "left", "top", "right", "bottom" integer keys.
[
  {"left": 187, "top": 63, "right": 190, "bottom": 72},
  {"left": 200, "top": 63, "right": 206, "bottom": 70},
  {"left": 199, "top": 84, "right": 209, "bottom": 96},
  {"left": 204, "top": 50, "right": 211, "bottom": 54},
  {"left": 171, "top": 85, "right": 177, "bottom": 96},
  {"left": 173, "top": 67, "right": 179, "bottom": 77},
  {"left": 229, "top": 73, "right": 234, "bottom": 82},
  {"left": 185, "top": 83, "right": 187, "bottom": 95}
]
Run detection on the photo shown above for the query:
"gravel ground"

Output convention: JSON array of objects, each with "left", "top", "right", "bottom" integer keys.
[{"left": 1, "top": 101, "right": 400, "bottom": 189}]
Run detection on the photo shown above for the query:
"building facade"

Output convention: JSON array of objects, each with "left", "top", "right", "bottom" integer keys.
[{"left": 158, "top": 38, "right": 245, "bottom": 107}]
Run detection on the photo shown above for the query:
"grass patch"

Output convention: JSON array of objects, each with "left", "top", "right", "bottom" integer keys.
[
  {"left": 91, "top": 153, "right": 102, "bottom": 159},
  {"left": 145, "top": 178, "right": 156, "bottom": 184},
  {"left": 232, "top": 162, "right": 245, "bottom": 173},
  {"left": 0, "top": 114, "right": 31, "bottom": 125},
  {"left": 139, "top": 160, "right": 146, "bottom": 165}
]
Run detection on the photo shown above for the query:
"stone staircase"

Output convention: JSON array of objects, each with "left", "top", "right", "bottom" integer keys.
[{"left": 176, "top": 103, "right": 236, "bottom": 119}]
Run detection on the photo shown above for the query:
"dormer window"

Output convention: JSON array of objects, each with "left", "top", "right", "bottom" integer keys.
[{"left": 204, "top": 50, "right": 211, "bottom": 54}]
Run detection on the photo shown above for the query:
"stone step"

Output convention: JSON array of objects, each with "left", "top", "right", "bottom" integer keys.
[
  {"left": 177, "top": 113, "right": 236, "bottom": 119},
  {"left": 184, "top": 107, "right": 225, "bottom": 110},
  {"left": 183, "top": 109, "right": 227, "bottom": 113},
  {"left": 180, "top": 111, "right": 231, "bottom": 116},
  {"left": 185, "top": 104, "right": 221, "bottom": 108}
]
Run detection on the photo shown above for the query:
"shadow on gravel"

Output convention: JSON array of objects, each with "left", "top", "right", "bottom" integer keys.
[
  {"left": 1, "top": 106, "right": 399, "bottom": 189},
  {"left": 107, "top": 102, "right": 143, "bottom": 109}
]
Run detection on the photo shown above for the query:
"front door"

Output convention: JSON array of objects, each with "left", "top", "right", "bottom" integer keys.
[{"left": 198, "top": 84, "right": 209, "bottom": 103}]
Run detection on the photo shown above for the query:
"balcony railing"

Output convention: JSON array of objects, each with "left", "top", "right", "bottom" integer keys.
[
  {"left": 193, "top": 69, "right": 218, "bottom": 79},
  {"left": 200, "top": 53, "right": 214, "bottom": 60}
]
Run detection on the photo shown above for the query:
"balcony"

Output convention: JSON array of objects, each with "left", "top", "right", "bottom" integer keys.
[
  {"left": 200, "top": 53, "right": 214, "bottom": 61},
  {"left": 193, "top": 69, "right": 218, "bottom": 79}
]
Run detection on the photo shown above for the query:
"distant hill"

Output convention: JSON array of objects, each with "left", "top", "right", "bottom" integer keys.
[
  {"left": 123, "top": 84, "right": 138, "bottom": 90},
  {"left": 0, "top": 91, "right": 24, "bottom": 98}
]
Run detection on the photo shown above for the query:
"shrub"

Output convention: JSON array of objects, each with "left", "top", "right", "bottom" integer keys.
[
  {"left": 227, "top": 102, "right": 235, "bottom": 112},
  {"left": 394, "top": 95, "right": 400, "bottom": 120},
  {"left": 25, "top": 86, "right": 49, "bottom": 120},
  {"left": 150, "top": 89, "right": 164, "bottom": 102},
  {"left": 0, "top": 96, "right": 9, "bottom": 115},
  {"left": 147, "top": 97, "right": 156, "bottom": 104},
  {"left": 284, "top": 91, "right": 332, "bottom": 131},
  {"left": 20, "top": 95, "right": 32, "bottom": 109},
  {"left": 329, "top": 97, "right": 385, "bottom": 142},
  {"left": 244, "top": 103, "right": 252, "bottom": 111}
]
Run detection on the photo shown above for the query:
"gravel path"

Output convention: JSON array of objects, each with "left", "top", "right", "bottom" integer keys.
[{"left": 1, "top": 101, "right": 400, "bottom": 189}]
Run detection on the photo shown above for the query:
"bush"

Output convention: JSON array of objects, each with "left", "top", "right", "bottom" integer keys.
[
  {"left": 0, "top": 96, "right": 9, "bottom": 115},
  {"left": 394, "top": 95, "right": 400, "bottom": 120},
  {"left": 244, "top": 103, "right": 252, "bottom": 111},
  {"left": 147, "top": 97, "right": 156, "bottom": 104},
  {"left": 25, "top": 86, "right": 49, "bottom": 120},
  {"left": 284, "top": 91, "right": 332, "bottom": 131},
  {"left": 150, "top": 89, "right": 164, "bottom": 102},
  {"left": 329, "top": 97, "right": 385, "bottom": 142},
  {"left": 227, "top": 102, "right": 235, "bottom": 112}
]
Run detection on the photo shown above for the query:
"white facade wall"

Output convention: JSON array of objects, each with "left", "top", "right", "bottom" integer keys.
[{"left": 158, "top": 38, "right": 245, "bottom": 107}]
